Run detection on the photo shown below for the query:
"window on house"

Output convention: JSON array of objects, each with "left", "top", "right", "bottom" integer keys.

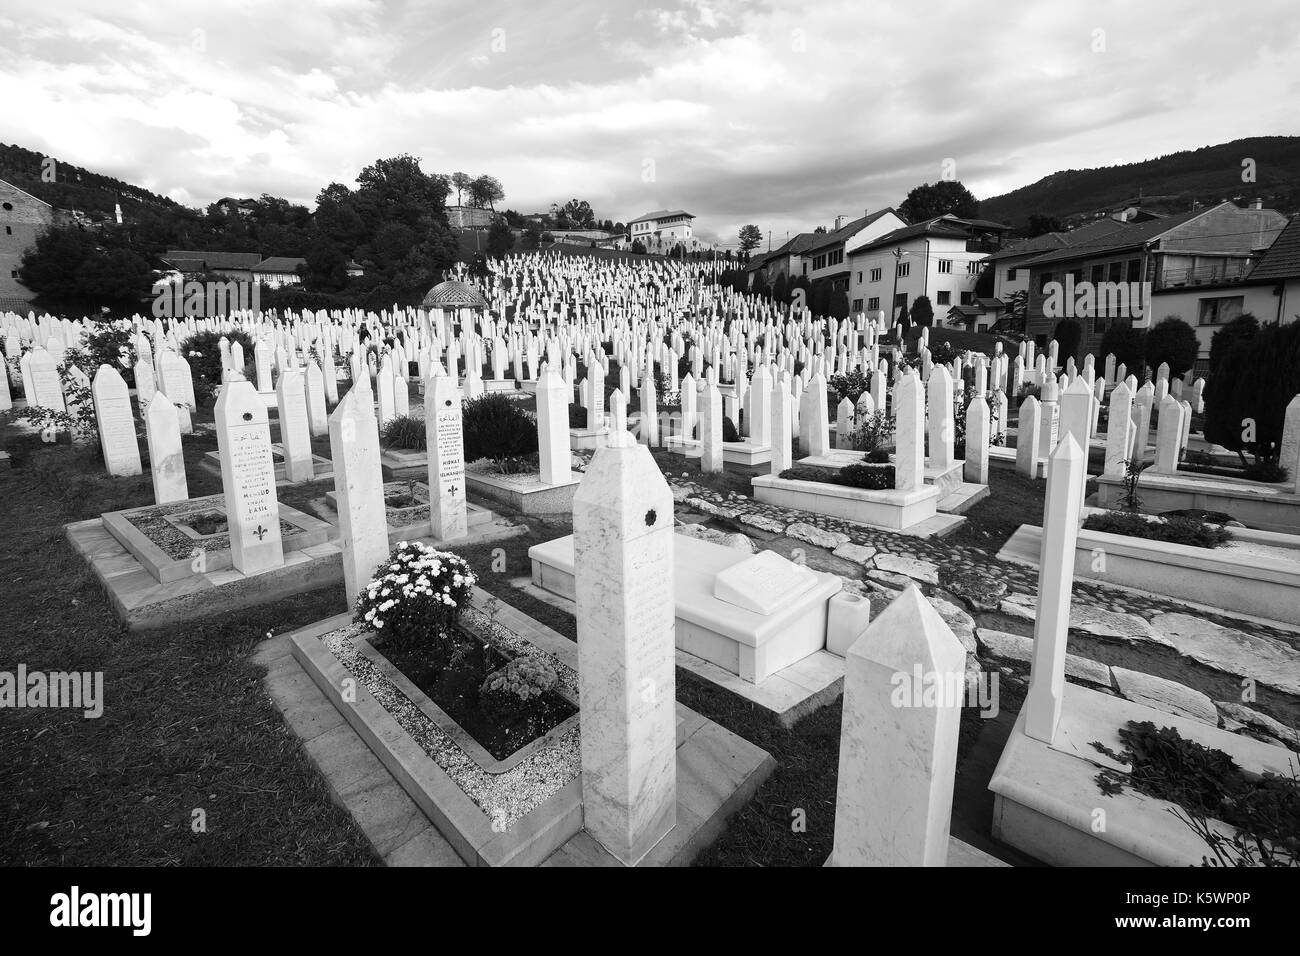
[
  {"left": 1108, "top": 262, "right": 1122, "bottom": 283},
  {"left": 1090, "top": 264, "right": 1104, "bottom": 284},
  {"left": 897, "top": 262, "right": 910, "bottom": 278},
  {"left": 802, "top": 263, "right": 808, "bottom": 274},
  {"left": 1, "top": 202, "right": 12, "bottom": 211},
  {"left": 867, "top": 297, "right": 880, "bottom": 310},
  {"left": 9, "top": 269, "right": 16, "bottom": 278},
  {"left": 936, "top": 291, "right": 951, "bottom": 305},
  {"left": 894, "top": 292, "right": 908, "bottom": 313},
  {"left": 852, "top": 299, "right": 863, "bottom": 312},
  {"left": 4, "top": 226, "right": 10, "bottom": 235},
  {"left": 870, "top": 268, "right": 882, "bottom": 282},
  {"left": 857, "top": 272, "right": 862, "bottom": 283},
  {"left": 968, "top": 261, "right": 981, "bottom": 275},
  {"left": 1006, "top": 267, "right": 1017, "bottom": 281},
  {"left": 1198, "top": 296, "right": 1244, "bottom": 326},
  {"left": 1127, "top": 259, "right": 1142, "bottom": 282},
  {"left": 1038, "top": 272, "right": 1053, "bottom": 293},
  {"left": 960, "top": 291, "right": 974, "bottom": 306},
  {"left": 938, "top": 259, "right": 952, "bottom": 274}
]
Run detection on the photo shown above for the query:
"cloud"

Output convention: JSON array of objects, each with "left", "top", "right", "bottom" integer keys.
[{"left": 0, "top": 0, "right": 1297, "bottom": 247}]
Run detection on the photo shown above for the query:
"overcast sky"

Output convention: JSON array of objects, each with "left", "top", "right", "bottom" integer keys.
[{"left": 2, "top": 0, "right": 1298, "bottom": 247}]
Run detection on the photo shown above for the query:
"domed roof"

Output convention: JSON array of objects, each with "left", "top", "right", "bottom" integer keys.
[{"left": 421, "top": 280, "right": 487, "bottom": 308}]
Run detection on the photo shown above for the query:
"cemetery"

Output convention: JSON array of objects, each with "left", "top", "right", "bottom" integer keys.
[{"left": 3, "top": 250, "right": 1298, "bottom": 870}]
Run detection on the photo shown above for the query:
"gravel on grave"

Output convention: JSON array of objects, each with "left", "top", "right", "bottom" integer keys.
[
  {"left": 125, "top": 501, "right": 299, "bottom": 561},
  {"left": 319, "top": 606, "right": 580, "bottom": 830}
]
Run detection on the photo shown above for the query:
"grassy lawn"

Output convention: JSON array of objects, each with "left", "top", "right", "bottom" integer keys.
[{"left": 0, "top": 424, "right": 376, "bottom": 866}]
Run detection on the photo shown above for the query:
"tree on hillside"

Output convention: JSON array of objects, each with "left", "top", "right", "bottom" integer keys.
[
  {"left": 19, "top": 226, "right": 152, "bottom": 311},
  {"left": 486, "top": 218, "right": 515, "bottom": 257},
  {"left": 1025, "top": 214, "right": 1062, "bottom": 237},
  {"left": 451, "top": 172, "right": 473, "bottom": 207},
  {"left": 469, "top": 174, "right": 505, "bottom": 211},
  {"left": 738, "top": 224, "right": 763, "bottom": 254},
  {"left": 898, "top": 181, "right": 980, "bottom": 223},
  {"left": 1144, "top": 316, "right": 1199, "bottom": 379},
  {"left": 561, "top": 199, "right": 595, "bottom": 229},
  {"left": 303, "top": 238, "right": 349, "bottom": 291}
]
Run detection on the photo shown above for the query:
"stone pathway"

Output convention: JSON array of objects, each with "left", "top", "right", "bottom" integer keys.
[{"left": 670, "top": 479, "right": 1300, "bottom": 752}]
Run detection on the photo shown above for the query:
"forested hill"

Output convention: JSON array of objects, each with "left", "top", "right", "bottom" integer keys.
[
  {"left": 0, "top": 142, "right": 183, "bottom": 222},
  {"left": 980, "top": 136, "right": 1300, "bottom": 229}
]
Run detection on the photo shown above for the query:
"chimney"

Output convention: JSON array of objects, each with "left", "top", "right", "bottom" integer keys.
[
  {"left": 1250, "top": 198, "right": 1263, "bottom": 210},
  {"left": 834, "top": 215, "right": 847, "bottom": 230}
]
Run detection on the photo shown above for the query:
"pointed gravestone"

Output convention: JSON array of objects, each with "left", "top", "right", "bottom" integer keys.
[
  {"left": 1281, "top": 395, "right": 1300, "bottom": 495},
  {"left": 1104, "top": 382, "right": 1135, "bottom": 477},
  {"left": 801, "top": 372, "right": 830, "bottom": 457},
  {"left": 894, "top": 371, "right": 924, "bottom": 492},
  {"left": 305, "top": 361, "right": 329, "bottom": 437},
  {"left": 1016, "top": 395, "right": 1042, "bottom": 479},
  {"left": 214, "top": 380, "right": 285, "bottom": 574},
  {"left": 836, "top": 397, "right": 855, "bottom": 450},
  {"left": 92, "top": 365, "right": 142, "bottom": 476},
  {"left": 770, "top": 376, "right": 793, "bottom": 473},
  {"left": 1024, "top": 435, "right": 1086, "bottom": 744},
  {"left": 928, "top": 366, "right": 955, "bottom": 470},
  {"left": 145, "top": 394, "right": 188, "bottom": 504},
  {"left": 536, "top": 366, "right": 572, "bottom": 486},
  {"left": 328, "top": 389, "right": 390, "bottom": 604},
  {"left": 829, "top": 585, "right": 966, "bottom": 867},
  {"left": 573, "top": 431, "right": 676, "bottom": 866},
  {"left": 1151, "top": 393, "right": 1185, "bottom": 475},
  {"left": 425, "top": 371, "right": 468, "bottom": 542},
  {"left": 699, "top": 380, "right": 723, "bottom": 473},
  {"left": 964, "top": 394, "right": 990, "bottom": 484},
  {"left": 276, "top": 367, "right": 315, "bottom": 483}
]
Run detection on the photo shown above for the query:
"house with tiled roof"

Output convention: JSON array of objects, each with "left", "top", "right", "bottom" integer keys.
[
  {"left": 802, "top": 208, "right": 909, "bottom": 294},
  {"left": 745, "top": 232, "right": 822, "bottom": 289},
  {"left": 252, "top": 256, "right": 307, "bottom": 288},
  {"left": 1015, "top": 200, "right": 1289, "bottom": 364},
  {"left": 845, "top": 215, "right": 1013, "bottom": 327},
  {"left": 161, "top": 249, "right": 264, "bottom": 283}
]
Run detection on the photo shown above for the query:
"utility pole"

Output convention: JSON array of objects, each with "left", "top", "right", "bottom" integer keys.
[{"left": 890, "top": 247, "right": 904, "bottom": 329}]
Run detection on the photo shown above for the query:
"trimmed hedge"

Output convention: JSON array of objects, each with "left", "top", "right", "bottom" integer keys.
[
  {"left": 1082, "top": 510, "right": 1230, "bottom": 549},
  {"left": 462, "top": 393, "right": 538, "bottom": 461},
  {"left": 779, "top": 462, "right": 895, "bottom": 491}
]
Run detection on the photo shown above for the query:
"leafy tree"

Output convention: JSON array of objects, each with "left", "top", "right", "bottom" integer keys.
[
  {"left": 909, "top": 295, "right": 935, "bottom": 327},
  {"left": 898, "top": 181, "right": 980, "bottom": 223},
  {"left": 451, "top": 172, "right": 473, "bottom": 206},
  {"left": 469, "top": 174, "right": 505, "bottom": 211},
  {"left": 829, "top": 289, "right": 850, "bottom": 320},
  {"left": 772, "top": 273, "right": 789, "bottom": 305},
  {"left": 486, "top": 218, "right": 515, "bottom": 256},
  {"left": 1098, "top": 323, "right": 1146, "bottom": 373},
  {"left": 1025, "top": 214, "right": 1062, "bottom": 237},
  {"left": 1144, "top": 316, "right": 1199, "bottom": 379},
  {"left": 303, "top": 239, "right": 349, "bottom": 291},
  {"left": 1204, "top": 320, "right": 1300, "bottom": 467},
  {"left": 1208, "top": 313, "right": 1260, "bottom": 381},
  {"left": 813, "top": 225, "right": 827, "bottom": 234},
  {"left": 560, "top": 199, "right": 595, "bottom": 228},
  {"left": 738, "top": 224, "right": 762, "bottom": 253},
  {"left": 18, "top": 226, "right": 152, "bottom": 312},
  {"left": 630, "top": 239, "right": 647, "bottom": 255},
  {"left": 1052, "top": 318, "right": 1083, "bottom": 363}
]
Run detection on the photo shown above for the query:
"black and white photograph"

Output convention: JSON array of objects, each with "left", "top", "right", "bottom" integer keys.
[{"left": 0, "top": 0, "right": 1294, "bottom": 932}]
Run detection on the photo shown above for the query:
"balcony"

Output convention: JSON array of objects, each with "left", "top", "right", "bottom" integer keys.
[{"left": 1156, "top": 261, "right": 1253, "bottom": 290}]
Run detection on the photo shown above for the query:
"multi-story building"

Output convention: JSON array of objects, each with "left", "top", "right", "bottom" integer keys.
[
  {"left": 845, "top": 215, "right": 1011, "bottom": 323},
  {"left": 0, "top": 178, "right": 54, "bottom": 308},
  {"left": 627, "top": 209, "right": 695, "bottom": 244},
  {"left": 251, "top": 256, "right": 308, "bottom": 289},
  {"left": 802, "top": 208, "right": 909, "bottom": 296},
  {"left": 1015, "top": 200, "right": 1288, "bottom": 363}
]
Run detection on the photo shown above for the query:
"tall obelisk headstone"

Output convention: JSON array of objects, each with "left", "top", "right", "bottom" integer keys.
[
  {"left": 573, "top": 430, "right": 677, "bottom": 866},
  {"left": 425, "top": 371, "right": 468, "bottom": 541}
]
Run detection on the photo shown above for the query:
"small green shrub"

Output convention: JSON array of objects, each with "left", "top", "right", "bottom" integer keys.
[
  {"left": 1081, "top": 510, "right": 1230, "bottom": 548},
  {"left": 379, "top": 414, "right": 426, "bottom": 450},
  {"left": 462, "top": 393, "right": 538, "bottom": 462},
  {"left": 183, "top": 328, "right": 254, "bottom": 403},
  {"left": 779, "top": 462, "right": 895, "bottom": 490},
  {"left": 480, "top": 653, "right": 564, "bottom": 739},
  {"left": 1244, "top": 460, "right": 1290, "bottom": 483},
  {"left": 864, "top": 447, "right": 891, "bottom": 464},
  {"left": 850, "top": 410, "right": 894, "bottom": 454},
  {"left": 722, "top": 416, "right": 741, "bottom": 443},
  {"left": 828, "top": 369, "right": 870, "bottom": 404}
]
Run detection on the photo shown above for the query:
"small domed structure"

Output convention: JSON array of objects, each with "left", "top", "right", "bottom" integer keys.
[{"left": 421, "top": 280, "right": 487, "bottom": 309}]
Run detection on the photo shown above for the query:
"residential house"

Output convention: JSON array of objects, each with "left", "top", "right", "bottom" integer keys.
[
  {"left": 1015, "top": 200, "right": 1288, "bottom": 364},
  {"left": 0, "top": 177, "right": 54, "bottom": 307},
  {"left": 161, "top": 250, "right": 264, "bottom": 284},
  {"left": 802, "top": 208, "right": 909, "bottom": 297},
  {"left": 745, "top": 232, "right": 822, "bottom": 289},
  {"left": 252, "top": 256, "right": 307, "bottom": 289},
  {"left": 845, "top": 215, "right": 1012, "bottom": 323}
]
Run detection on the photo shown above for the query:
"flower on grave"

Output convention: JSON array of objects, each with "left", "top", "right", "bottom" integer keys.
[{"left": 353, "top": 541, "right": 477, "bottom": 647}]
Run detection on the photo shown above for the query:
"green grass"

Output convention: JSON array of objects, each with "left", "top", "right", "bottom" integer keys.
[{"left": 0, "top": 425, "right": 376, "bottom": 866}]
